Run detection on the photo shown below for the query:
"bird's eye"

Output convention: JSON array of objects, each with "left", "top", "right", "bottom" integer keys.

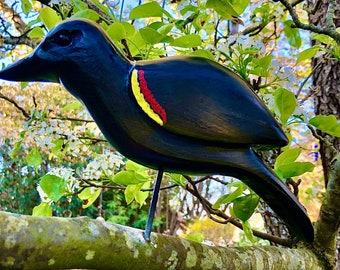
[{"left": 53, "top": 31, "right": 72, "bottom": 46}]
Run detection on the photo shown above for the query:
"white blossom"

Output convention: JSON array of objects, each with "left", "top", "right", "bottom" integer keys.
[{"left": 82, "top": 152, "right": 124, "bottom": 180}]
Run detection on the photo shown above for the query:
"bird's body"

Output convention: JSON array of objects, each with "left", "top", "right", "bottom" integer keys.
[{"left": 0, "top": 19, "right": 314, "bottom": 242}]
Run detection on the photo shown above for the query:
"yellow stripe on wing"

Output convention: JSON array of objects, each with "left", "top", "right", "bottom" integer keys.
[{"left": 131, "top": 69, "right": 164, "bottom": 126}]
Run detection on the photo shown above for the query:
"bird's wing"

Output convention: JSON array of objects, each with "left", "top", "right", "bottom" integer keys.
[{"left": 131, "top": 57, "right": 287, "bottom": 146}]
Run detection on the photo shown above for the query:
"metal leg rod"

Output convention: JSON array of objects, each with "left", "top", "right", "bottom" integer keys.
[{"left": 144, "top": 168, "right": 164, "bottom": 240}]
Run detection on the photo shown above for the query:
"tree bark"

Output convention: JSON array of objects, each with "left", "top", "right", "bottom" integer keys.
[
  {"left": 314, "top": 155, "right": 340, "bottom": 269},
  {"left": 307, "top": 0, "right": 340, "bottom": 268},
  {"left": 0, "top": 211, "right": 325, "bottom": 270},
  {"left": 307, "top": 0, "right": 340, "bottom": 186}
]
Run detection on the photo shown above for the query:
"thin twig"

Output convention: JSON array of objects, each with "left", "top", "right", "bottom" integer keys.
[
  {"left": 307, "top": 124, "right": 334, "bottom": 148},
  {"left": 184, "top": 175, "right": 229, "bottom": 185},
  {"left": 78, "top": 177, "right": 179, "bottom": 192},
  {"left": 286, "top": 178, "right": 301, "bottom": 197},
  {"left": 0, "top": 91, "right": 31, "bottom": 119},
  {"left": 79, "top": 178, "right": 122, "bottom": 189},
  {"left": 120, "top": 39, "right": 134, "bottom": 61},
  {"left": 50, "top": 116, "right": 95, "bottom": 123},
  {"left": 141, "top": 184, "right": 179, "bottom": 192},
  {"left": 184, "top": 177, "right": 292, "bottom": 246},
  {"left": 296, "top": 61, "right": 322, "bottom": 99}
]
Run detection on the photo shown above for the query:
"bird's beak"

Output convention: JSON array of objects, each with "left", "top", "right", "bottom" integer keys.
[{"left": 0, "top": 53, "right": 58, "bottom": 83}]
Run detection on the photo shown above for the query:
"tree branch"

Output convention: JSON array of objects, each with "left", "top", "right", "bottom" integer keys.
[
  {"left": 278, "top": 0, "right": 340, "bottom": 44},
  {"left": 2, "top": 34, "right": 38, "bottom": 48},
  {"left": 0, "top": 211, "right": 325, "bottom": 269},
  {"left": 0, "top": 90, "right": 31, "bottom": 119},
  {"left": 81, "top": 0, "right": 114, "bottom": 22},
  {"left": 0, "top": 0, "right": 27, "bottom": 33}
]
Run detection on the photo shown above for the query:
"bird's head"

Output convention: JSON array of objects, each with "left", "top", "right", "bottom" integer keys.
[{"left": 0, "top": 19, "right": 128, "bottom": 87}]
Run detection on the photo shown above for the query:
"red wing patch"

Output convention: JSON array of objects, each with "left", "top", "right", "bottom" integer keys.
[{"left": 131, "top": 69, "right": 167, "bottom": 126}]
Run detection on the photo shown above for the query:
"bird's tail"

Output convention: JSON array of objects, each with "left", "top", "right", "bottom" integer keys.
[{"left": 223, "top": 148, "right": 314, "bottom": 242}]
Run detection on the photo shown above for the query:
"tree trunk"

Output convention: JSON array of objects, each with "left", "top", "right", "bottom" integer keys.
[
  {"left": 307, "top": 0, "right": 340, "bottom": 267},
  {"left": 307, "top": 0, "right": 340, "bottom": 186}
]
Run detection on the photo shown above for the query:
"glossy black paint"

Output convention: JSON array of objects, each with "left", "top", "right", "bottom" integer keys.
[{"left": 0, "top": 19, "right": 314, "bottom": 242}]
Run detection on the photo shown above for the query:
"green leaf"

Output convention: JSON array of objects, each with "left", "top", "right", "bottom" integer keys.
[
  {"left": 21, "top": 0, "right": 32, "bottom": 14},
  {"left": 26, "top": 148, "right": 42, "bottom": 169},
  {"left": 274, "top": 148, "right": 315, "bottom": 178},
  {"left": 62, "top": 100, "right": 83, "bottom": 111},
  {"left": 171, "top": 34, "right": 202, "bottom": 48},
  {"left": 283, "top": 20, "right": 301, "bottom": 48},
  {"left": 10, "top": 141, "right": 22, "bottom": 158},
  {"left": 20, "top": 81, "right": 29, "bottom": 90},
  {"left": 10, "top": 131, "right": 25, "bottom": 159},
  {"left": 124, "top": 184, "right": 137, "bottom": 204},
  {"left": 106, "top": 22, "right": 126, "bottom": 41},
  {"left": 39, "top": 7, "right": 62, "bottom": 30},
  {"left": 274, "top": 88, "right": 297, "bottom": 125},
  {"left": 139, "top": 27, "right": 167, "bottom": 45},
  {"left": 275, "top": 148, "right": 301, "bottom": 168},
  {"left": 124, "top": 28, "right": 147, "bottom": 57},
  {"left": 125, "top": 160, "right": 149, "bottom": 175},
  {"left": 212, "top": 186, "right": 244, "bottom": 209},
  {"left": 115, "top": 170, "right": 150, "bottom": 185},
  {"left": 135, "top": 182, "right": 150, "bottom": 206},
  {"left": 114, "top": 161, "right": 150, "bottom": 185},
  {"left": 114, "top": 171, "right": 140, "bottom": 185},
  {"left": 129, "top": 2, "right": 166, "bottom": 19},
  {"left": 232, "top": 194, "right": 259, "bottom": 222},
  {"left": 312, "top": 34, "right": 336, "bottom": 46},
  {"left": 206, "top": 0, "right": 239, "bottom": 19},
  {"left": 180, "top": 4, "right": 198, "bottom": 15},
  {"left": 230, "top": 0, "right": 250, "bottom": 15},
  {"left": 242, "top": 220, "right": 256, "bottom": 243},
  {"left": 192, "top": 13, "right": 210, "bottom": 31},
  {"left": 124, "top": 183, "right": 149, "bottom": 205},
  {"left": 120, "top": 22, "right": 137, "bottom": 37},
  {"left": 157, "top": 23, "right": 174, "bottom": 35},
  {"left": 71, "top": 9, "right": 100, "bottom": 21},
  {"left": 275, "top": 162, "right": 315, "bottom": 179},
  {"left": 296, "top": 46, "right": 320, "bottom": 64},
  {"left": 250, "top": 54, "right": 273, "bottom": 77},
  {"left": 28, "top": 27, "right": 45, "bottom": 39},
  {"left": 167, "top": 173, "right": 186, "bottom": 186},
  {"left": 190, "top": 49, "right": 215, "bottom": 60},
  {"left": 148, "top": 21, "right": 165, "bottom": 30},
  {"left": 32, "top": 202, "right": 52, "bottom": 217},
  {"left": 202, "top": 22, "right": 215, "bottom": 35},
  {"left": 309, "top": 115, "right": 340, "bottom": 137},
  {"left": 50, "top": 139, "right": 64, "bottom": 157},
  {"left": 78, "top": 187, "right": 102, "bottom": 208},
  {"left": 40, "top": 175, "right": 66, "bottom": 202},
  {"left": 72, "top": 0, "right": 88, "bottom": 11}
]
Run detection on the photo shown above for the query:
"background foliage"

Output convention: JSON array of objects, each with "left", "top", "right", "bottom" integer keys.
[{"left": 0, "top": 0, "right": 339, "bottom": 250}]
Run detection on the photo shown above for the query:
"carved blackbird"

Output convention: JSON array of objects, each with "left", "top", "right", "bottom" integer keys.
[{"left": 0, "top": 19, "right": 314, "bottom": 242}]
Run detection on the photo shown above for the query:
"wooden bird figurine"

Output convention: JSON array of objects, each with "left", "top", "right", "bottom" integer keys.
[{"left": 0, "top": 19, "right": 314, "bottom": 242}]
